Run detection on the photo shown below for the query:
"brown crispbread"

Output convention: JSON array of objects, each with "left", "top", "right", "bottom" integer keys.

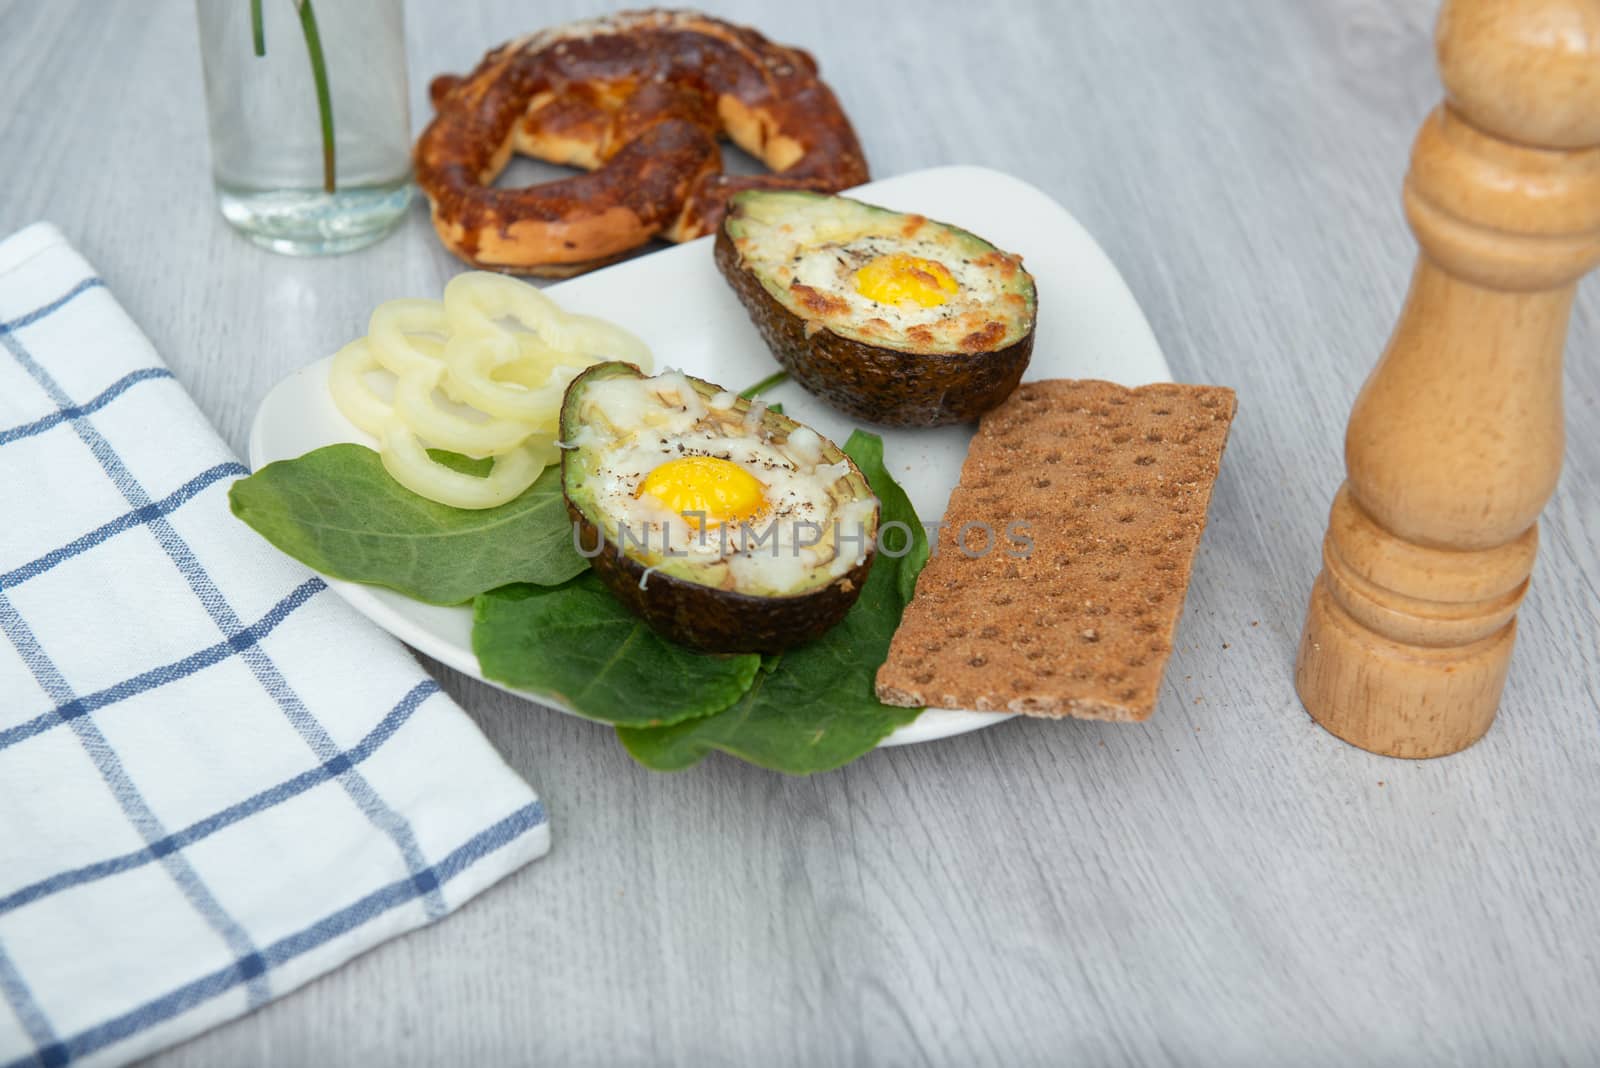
[{"left": 875, "top": 379, "right": 1236, "bottom": 720}]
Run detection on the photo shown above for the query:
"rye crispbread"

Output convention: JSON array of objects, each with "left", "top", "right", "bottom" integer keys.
[{"left": 875, "top": 379, "right": 1236, "bottom": 720}]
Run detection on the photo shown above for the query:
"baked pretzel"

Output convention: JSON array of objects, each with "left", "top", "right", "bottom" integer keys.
[{"left": 414, "top": 10, "right": 870, "bottom": 276}]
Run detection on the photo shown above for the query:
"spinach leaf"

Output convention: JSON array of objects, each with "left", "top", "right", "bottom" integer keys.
[
  {"left": 617, "top": 431, "right": 925, "bottom": 774},
  {"left": 843, "top": 431, "right": 928, "bottom": 605},
  {"left": 426, "top": 448, "right": 494, "bottom": 477},
  {"left": 229, "top": 443, "right": 585, "bottom": 605},
  {"left": 472, "top": 574, "right": 761, "bottom": 727}
]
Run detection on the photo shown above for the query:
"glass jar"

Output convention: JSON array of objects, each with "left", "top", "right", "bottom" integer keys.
[{"left": 195, "top": 0, "right": 413, "bottom": 255}]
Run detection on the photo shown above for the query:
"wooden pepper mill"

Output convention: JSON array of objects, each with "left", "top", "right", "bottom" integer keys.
[{"left": 1296, "top": 0, "right": 1600, "bottom": 758}]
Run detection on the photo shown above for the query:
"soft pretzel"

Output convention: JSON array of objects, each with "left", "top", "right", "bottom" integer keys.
[{"left": 414, "top": 10, "right": 870, "bottom": 277}]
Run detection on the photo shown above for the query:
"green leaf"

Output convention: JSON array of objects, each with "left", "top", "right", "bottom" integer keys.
[
  {"left": 229, "top": 443, "right": 586, "bottom": 605},
  {"left": 840, "top": 430, "right": 928, "bottom": 606},
  {"left": 617, "top": 430, "right": 925, "bottom": 774},
  {"left": 472, "top": 574, "right": 762, "bottom": 727},
  {"left": 426, "top": 449, "right": 495, "bottom": 478},
  {"left": 739, "top": 369, "right": 790, "bottom": 399}
]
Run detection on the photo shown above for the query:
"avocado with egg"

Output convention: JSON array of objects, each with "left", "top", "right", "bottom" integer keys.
[
  {"left": 560, "top": 361, "right": 879, "bottom": 654},
  {"left": 714, "top": 190, "right": 1038, "bottom": 427}
]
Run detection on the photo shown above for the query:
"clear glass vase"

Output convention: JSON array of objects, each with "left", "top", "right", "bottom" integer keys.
[{"left": 195, "top": 0, "right": 413, "bottom": 255}]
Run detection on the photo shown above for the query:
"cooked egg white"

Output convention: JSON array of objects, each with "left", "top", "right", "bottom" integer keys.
[{"left": 569, "top": 372, "right": 876, "bottom": 593}]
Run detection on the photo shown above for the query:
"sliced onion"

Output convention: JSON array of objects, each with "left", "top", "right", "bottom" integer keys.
[
  {"left": 391, "top": 363, "right": 540, "bottom": 458},
  {"left": 327, "top": 275, "right": 650, "bottom": 509},
  {"left": 443, "top": 272, "right": 563, "bottom": 338},
  {"left": 545, "top": 312, "right": 653, "bottom": 370},
  {"left": 380, "top": 425, "right": 554, "bottom": 509},
  {"left": 369, "top": 299, "right": 450, "bottom": 378},
  {"left": 443, "top": 330, "right": 573, "bottom": 427},
  {"left": 327, "top": 339, "right": 394, "bottom": 437}
]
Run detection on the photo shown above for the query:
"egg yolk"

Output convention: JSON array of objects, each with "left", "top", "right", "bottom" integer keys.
[
  {"left": 636, "top": 455, "right": 767, "bottom": 526},
  {"left": 854, "top": 253, "right": 959, "bottom": 308}
]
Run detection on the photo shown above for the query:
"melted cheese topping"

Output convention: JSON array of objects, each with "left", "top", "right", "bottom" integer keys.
[{"left": 573, "top": 372, "right": 876, "bottom": 595}]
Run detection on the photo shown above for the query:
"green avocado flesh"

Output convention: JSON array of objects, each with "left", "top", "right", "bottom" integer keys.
[
  {"left": 716, "top": 190, "right": 1038, "bottom": 426},
  {"left": 559, "top": 361, "right": 879, "bottom": 654}
]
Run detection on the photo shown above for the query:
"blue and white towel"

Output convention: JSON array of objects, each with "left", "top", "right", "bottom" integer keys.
[{"left": 0, "top": 223, "right": 550, "bottom": 1068}]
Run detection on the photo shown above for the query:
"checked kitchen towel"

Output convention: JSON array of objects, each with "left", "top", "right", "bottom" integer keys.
[{"left": 0, "top": 223, "right": 550, "bottom": 1068}]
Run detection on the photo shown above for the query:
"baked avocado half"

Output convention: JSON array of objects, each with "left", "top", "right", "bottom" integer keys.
[
  {"left": 714, "top": 190, "right": 1037, "bottom": 427},
  {"left": 560, "top": 361, "right": 879, "bottom": 654}
]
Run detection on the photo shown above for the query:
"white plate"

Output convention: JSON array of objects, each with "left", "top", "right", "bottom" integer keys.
[{"left": 249, "top": 164, "right": 1171, "bottom": 748}]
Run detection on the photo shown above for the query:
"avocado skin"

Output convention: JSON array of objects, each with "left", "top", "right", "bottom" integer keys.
[
  {"left": 714, "top": 226, "right": 1035, "bottom": 427},
  {"left": 560, "top": 361, "right": 876, "bottom": 655},
  {"left": 567, "top": 503, "right": 871, "bottom": 654}
]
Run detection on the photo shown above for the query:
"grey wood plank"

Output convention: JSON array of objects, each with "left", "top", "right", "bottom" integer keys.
[{"left": 1, "top": 0, "right": 1596, "bottom": 1065}]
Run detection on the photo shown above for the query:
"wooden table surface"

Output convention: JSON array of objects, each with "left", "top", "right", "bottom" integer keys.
[{"left": 4, "top": 0, "right": 1598, "bottom": 1064}]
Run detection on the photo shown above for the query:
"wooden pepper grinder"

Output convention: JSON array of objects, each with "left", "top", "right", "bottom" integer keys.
[{"left": 1296, "top": 0, "right": 1600, "bottom": 758}]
